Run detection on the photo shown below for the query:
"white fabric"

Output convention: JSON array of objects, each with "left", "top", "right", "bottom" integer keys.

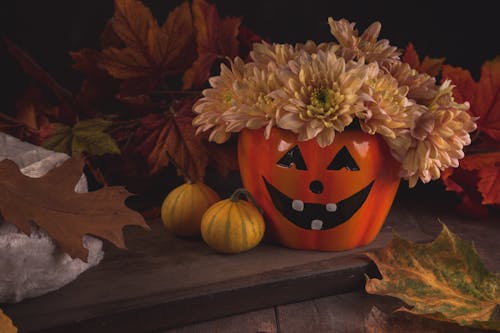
[{"left": 0, "top": 133, "right": 104, "bottom": 303}]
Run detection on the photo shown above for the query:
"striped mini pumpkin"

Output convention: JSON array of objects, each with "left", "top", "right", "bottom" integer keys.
[
  {"left": 161, "top": 182, "right": 220, "bottom": 236},
  {"left": 201, "top": 189, "right": 265, "bottom": 253}
]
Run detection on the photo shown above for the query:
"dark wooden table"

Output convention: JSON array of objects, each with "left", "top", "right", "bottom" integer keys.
[{"left": 2, "top": 188, "right": 499, "bottom": 333}]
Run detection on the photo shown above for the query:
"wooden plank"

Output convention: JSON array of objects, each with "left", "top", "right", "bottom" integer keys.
[
  {"left": 163, "top": 308, "right": 277, "bottom": 333},
  {"left": 2, "top": 191, "right": 498, "bottom": 333},
  {"left": 276, "top": 291, "right": 491, "bottom": 333}
]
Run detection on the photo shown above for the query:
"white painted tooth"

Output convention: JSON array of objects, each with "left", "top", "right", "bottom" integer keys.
[
  {"left": 326, "top": 203, "right": 337, "bottom": 212},
  {"left": 292, "top": 199, "right": 304, "bottom": 212},
  {"left": 311, "top": 219, "right": 323, "bottom": 230}
]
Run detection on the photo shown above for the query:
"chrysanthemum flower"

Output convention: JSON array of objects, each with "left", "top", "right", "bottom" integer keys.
[
  {"left": 384, "top": 60, "right": 438, "bottom": 103},
  {"left": 328, "top": 18, "right": 400, "bottom": 64},
  {"left": 192, "top": 58, "right": 248, "bottom": 143},
  {"left": 275, "top": 49, "right": 376, "bottom": 147},
  {"left": 223, "top": 62, "right": 283, "bottom": 139},
  {"left": 250, "top": 40, "right": 337, "bottom": 69},
  {"left": 358, "top": 69, "right": 413, "bottom": 139},
  {"left": 395, "top": 81, "right": 476, "bottom": 187}
]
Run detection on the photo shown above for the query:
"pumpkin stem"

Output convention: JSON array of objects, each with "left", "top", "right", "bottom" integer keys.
[
  {"left": 165, "top": 151, "right": 193, "bottom": 184},
  {"left": 230, "top": 188, "right": 263, "bottom": 213}
]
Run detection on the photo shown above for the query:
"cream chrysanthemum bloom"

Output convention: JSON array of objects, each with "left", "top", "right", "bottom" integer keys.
[
  {"left": 223, "top": 62, "right": 283, "bottom": 139},
  {"left": 276, "top": 49, "right": 376, "bottom": 147},
  {"left": 358, "top": 68, "right": 413, "bottom": 139},
  {"left": 192, "top": 58, "right": 248, "bottom": 143},
  {"left": 384, "top": 60, "right": 438, "bottom": 103},
  {"left": 251, "top": 40, "right": 336, "bottom": 68},
  {"left": 328, "top": 18, "right": 400, "bottom": 64},
  {"left": 395, "top": 81, "right": 476, "bottom": 187}
]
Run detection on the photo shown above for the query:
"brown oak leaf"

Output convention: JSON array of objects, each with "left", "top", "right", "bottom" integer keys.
[
  {"left": 442, "top": 57, "right": 500, "bottom": 141},
  {"left": 0, "top": 158, "right": 149, "bottom": 261},
  {"left": 99, "top": 0, "right": 195, "bottom": 96},
  {"left": 183, "top": 0, "right": 241, "bottom": 89},
  {"left": 402, "top": 43, "right": 445, "bottom": 77}
]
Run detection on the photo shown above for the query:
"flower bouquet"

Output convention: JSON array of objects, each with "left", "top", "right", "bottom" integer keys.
[{"left": 192, "top": 18, "right": 476, "bottom": 251}]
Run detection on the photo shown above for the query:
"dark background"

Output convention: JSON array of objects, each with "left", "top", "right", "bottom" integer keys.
[{"left": 1, "top": 0, "right": 498, "bottom": 97}]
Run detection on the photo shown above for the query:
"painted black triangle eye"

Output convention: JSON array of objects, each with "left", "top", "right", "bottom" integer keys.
[
  {"left": 327, "top": 146, "right": 359, "bottom": 171},
  {"left": 277, "top": 145, "right": 307, "bottom": 170}
]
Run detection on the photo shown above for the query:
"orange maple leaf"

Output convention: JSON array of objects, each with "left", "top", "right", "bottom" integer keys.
[
  {"left": 402, "top": 43, "right": 445, "bottom": 76},
  {"left": 132, "top": 101, "right": 208, "bottom": 181},
  {"left": 99, "top": 0, "right": 195, "bottom": 95},
  {"left": 183, "top": 0, "right": 241, "bottom": 89},
  {"left": 459, "top": 152, "right": 500, "bottom": 205},
  {"left": 442, "top": 58, "right": 500, "bottom": 141}
]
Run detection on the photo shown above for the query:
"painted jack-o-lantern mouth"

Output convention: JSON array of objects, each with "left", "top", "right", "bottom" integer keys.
[{"left": 263, "top": 177, "right": 374, "bottom": 231}]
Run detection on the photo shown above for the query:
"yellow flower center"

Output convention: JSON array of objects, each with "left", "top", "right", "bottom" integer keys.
[
  {"left": 305, "top": 87, "right": 345, "bottom": 119},
  {"left": 223, "top": 91, "right": 233, "bottom": 104}
]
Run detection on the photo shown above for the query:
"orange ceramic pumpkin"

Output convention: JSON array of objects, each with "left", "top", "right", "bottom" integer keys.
[{"left": 238, "top": 127, "right": 401, "bottom": 251}]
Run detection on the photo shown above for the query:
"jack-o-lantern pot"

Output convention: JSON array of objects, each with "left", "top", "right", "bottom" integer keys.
[{"left": 238, "top": 127, "right": 401, "bottom": 251}]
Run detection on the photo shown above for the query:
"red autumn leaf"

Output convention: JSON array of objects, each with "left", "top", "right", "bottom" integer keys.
[
  {"left": 183, "top": 0, "right": 241, "bottom": 89},
  {"left": 441, "top": 167, "right": 489, "bottom": 218},
  {"left": 98, "top": 0, "right": 195, "bottom": 96},
  {"left": 70, "top": 48, "right": 119, "bottom": 108},
  {"left": 442, "top": 58, "right": 500, "bottom": 141},
  {"left": 132, "top": 100, "right": 208, "bottom": 181},
  {"left": 402, "top": 43, "right": 445, "bottom": 76},
  {"left": 205, "top": 140, "right": 239, "bottom": 177},
  {"left": 238, "top": 26, "right": 264, "bottom": 61},
  {"left": 0, "top": 158, "right": 149, "bottom": 261},
  {"left": 459, "top": 152, "right": 500, "bottom": 205},
  {"left": 3, "top": 37, "right": 79, "bottom": 125}
]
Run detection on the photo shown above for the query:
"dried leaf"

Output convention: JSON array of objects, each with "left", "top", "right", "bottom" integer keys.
[
  {"left": 0, "top": 158, "right": 149, "bottom": 261},
  {"left": 183, "top": 0, "right": 241, "bottom": 89},
  {"left": 0, "top": 308, "right": 17, "bottom": 333},
  {"left": 365, "top": 223, "right": 500, "bottom": 330},
  {"left": 131, "top": 100, "right": 207, "bottom": 180},
  {"left": 149, "top": 112, "right": 207, "bottom": 180},
  {"left": 42, "top": 119, "right": 121, "bottom": 157},
  {"left": 2, "top": 37, "right": 73, "bottom": 103},
  {"left": 70, "top": 48, "right": 119, "bottom": 106},
  {"left": 205, "top": 140, "right": 239, "bottom": 177},
  {"left": 402, "top": 43, "right": 445, "bottom": 76},
  {"left": 99, "top": 0, "right": 195, "bottom": 95},
  {"left": 441, "top": 167, "right": 490, "bottom": 218},
  {"left": 442, "top": 57, "right": 500, "bottom": 141},
  {"left": 458, "top": 152, "right": 500, "bottom": 205}
]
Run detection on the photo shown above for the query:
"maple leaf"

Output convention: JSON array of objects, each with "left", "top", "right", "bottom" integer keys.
[
  {"left": 42, "top": 119, "right": 121, "bottom": 157},
  {"left": 458, "top": 152, "right": 500, "bottom": 205},
  {"left": 205, "top": 140, "right": 239, "bottom": 177},
  {"left": 183, "top": 0, "right": 241, "bottom": 89},
  {"left": 0, "top": 158, "right": 149, "bottom": 261},
  {"left": 2, "top": 37, "right": 80, "bottom": 125},
  {"left": 402, "top": 43, "right": 445, "bottom": 76},
  {"left": 442, "top": 58, "right": 500, "bottom": 141},
  {"left": 131, "top": 100, "right": 207, "bottom": 181},
  {"left": 70, "top": 48, "right": 119, "bottom": 108},
  {"left": 365, "top": 223, "right": 500, "bottom": 330},
  {"left": 98, "top": 0, "right": 195, "bottom": 96},
  {"left": 0, "top": 308, "right": 17, "bottom": 333}
]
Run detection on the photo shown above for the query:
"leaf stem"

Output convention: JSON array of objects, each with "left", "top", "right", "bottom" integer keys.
[{"left": 165, "top": 151, "right": 192, "bottom": 183}]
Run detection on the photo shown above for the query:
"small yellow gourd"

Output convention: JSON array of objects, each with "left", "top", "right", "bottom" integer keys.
[
  {"left": 201, "top": 188, "right": 265, "bottom": 254},
  {"left": 161, "top": 182, "right": 220, "bottom": 236}
]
